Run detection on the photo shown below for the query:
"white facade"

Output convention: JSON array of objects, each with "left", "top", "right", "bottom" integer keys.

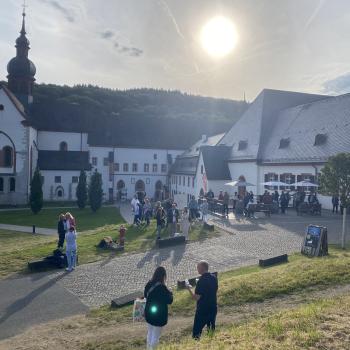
[{"left": 37, "top": 131, "right": 88, "bottom": 152}]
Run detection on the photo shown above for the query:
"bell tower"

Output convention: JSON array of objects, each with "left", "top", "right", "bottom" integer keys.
[{"left": 7, "top": 5, "right": 36, "bottom": 107}]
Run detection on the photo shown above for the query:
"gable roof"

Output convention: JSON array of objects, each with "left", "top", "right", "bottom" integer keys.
[
  {"left": 201, "top": 145, "right": 231, "bottom": 180},
  {"left": 220, "top": 89, "right": 330, "bottom": 161},
  {"left": 181, "top": 133, "right": 225, "bottom": 157},
  {"left": 0, "top": 84, "right": 27, "bottom": 119},
  {"left": 261, "top": 93, "right": 350, "bottom": 163}
]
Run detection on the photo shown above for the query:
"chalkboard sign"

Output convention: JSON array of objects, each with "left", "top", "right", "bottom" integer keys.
[{"left": 301, "top": 225, "right": 328, "bottom": 257}]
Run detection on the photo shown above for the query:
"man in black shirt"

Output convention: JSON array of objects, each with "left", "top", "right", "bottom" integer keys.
[{"left": 186, "top": 260, "right": 218, "bottom": 339}]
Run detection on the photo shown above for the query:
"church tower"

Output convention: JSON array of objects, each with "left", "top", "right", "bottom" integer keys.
[{"left": 7, "top": 8, "right": 36, "bottom": 107}]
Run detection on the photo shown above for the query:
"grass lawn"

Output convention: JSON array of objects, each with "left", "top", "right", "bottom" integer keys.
[
  {"left": 0, "top": 206, "right": 122, "bottom": 231},
  {"left": 0, "top": 211, "right": 219, "bottom": 279}
]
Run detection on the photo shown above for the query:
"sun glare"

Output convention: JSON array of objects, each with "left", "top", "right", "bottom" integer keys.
[{"left": 200, "top": 16, "right": 238, "bottom": 58}]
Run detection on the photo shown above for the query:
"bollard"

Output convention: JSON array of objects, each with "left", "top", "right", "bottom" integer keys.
[{"left": 32, "top": 225, "right": 36, "bottom": 234}]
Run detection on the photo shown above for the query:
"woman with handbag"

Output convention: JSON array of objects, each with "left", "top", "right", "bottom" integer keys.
[{"left": 144, "top": 266, "right": 173, "bottom": 349}]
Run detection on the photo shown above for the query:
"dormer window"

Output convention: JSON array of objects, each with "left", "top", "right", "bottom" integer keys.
[
  {"left": 314, "top": 134, "right": 327, "bottom": 146},
  {"left": 279, "top": 138, "right": 290, "bottom": 149},
  {"left": 238, "top": 140, "right": 248, "bottom": 151}
]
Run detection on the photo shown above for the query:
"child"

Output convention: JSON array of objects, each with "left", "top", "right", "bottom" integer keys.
[
  {"left": 119, "top": 224, "right": 126, "bottom": 247},
  {"left": 65, "top": 226, "right": 77, "bottom": 272}
]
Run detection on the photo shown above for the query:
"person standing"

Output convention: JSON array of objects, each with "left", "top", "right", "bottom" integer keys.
[
  {"left": 200, "top": 199, "right": 209, "bottom": 223},
  {"left": 218, "top": 191, "right": 224, "bottom": 201},
  {"left": 155, "top": 205, "right": 165, "bottom": 240},
  {"left": 65, "top": 226, "right": 77, "bottom": 272},
  {"left": 223, "top": 192, "right": 230, "bottom": 217},
  {"left": 186, "top": 261, "right": 218, "bottom": 339},
  {"left": 143, "top": 198, "right": 152, "bottom": 226},
  {"left": 144, "top": 267, "right": 173, "bottom": 349},
  {"left": 332, "top": 195, "right": 339, "bottom": 214},
  {"left": 119, "top": 224, "right": 126, "bottom": 247},
  {"left": 188, "top": 196, "right": 199, "bottom": 221},
  {"left": 65, "top": 212, "right": 76, "bottom": 231},
  {"left": 167, "top": 203, "right": 179, "bottom": 236},
  {"left": 131, "top": 195, "right": 140, "bottom": 225},
  {"left": 280, "top": 191, "right": 288, "bottom": 214},
  {"left": 57, "top": 214, "right": 66, "bottom": 249},
  {"left": 181, "top": 207, "right": 191, "bottom": 239}
]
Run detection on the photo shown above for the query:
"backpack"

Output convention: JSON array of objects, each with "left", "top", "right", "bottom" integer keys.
[{"left": 132, "top": 282, "right": 161, "bottom": 323}]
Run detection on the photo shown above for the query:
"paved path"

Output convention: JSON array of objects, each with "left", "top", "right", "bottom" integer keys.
[
  {"left": 0, "top": 273, "right": 88, "bottom": 340},
  {"left": 0, "top": 223, "right": 56, "bottom": 235}
]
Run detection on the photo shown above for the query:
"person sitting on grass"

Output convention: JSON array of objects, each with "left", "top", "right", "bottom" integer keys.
[{"left": 65, "top": 226, "right": 77, "bottom": 272}]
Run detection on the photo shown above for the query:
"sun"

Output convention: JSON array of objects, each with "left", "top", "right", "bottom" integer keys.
[{"left": 200, "top": 16, "right": 238, "bottom": 58}]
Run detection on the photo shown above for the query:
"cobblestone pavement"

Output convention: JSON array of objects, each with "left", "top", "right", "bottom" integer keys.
[{"left": 47, "top": 210, "right": 347, "bottom": 308}]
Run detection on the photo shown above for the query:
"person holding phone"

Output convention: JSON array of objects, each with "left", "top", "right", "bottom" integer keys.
[{"left": 186, "top": 260, "right": 218, "bottom": 339}]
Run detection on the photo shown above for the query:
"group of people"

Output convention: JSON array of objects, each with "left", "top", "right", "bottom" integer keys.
[
  {"left": 131, "top": 195, "right": 153, "bottom": 226},
  {"left": 57, "top": 212, "right": 78, "bottom": 272},
  {"left": 144, "top": 261, "right": 218, "bottom": 349}
]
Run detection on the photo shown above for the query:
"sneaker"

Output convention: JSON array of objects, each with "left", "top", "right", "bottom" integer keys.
[{"left": 65, "top": 268, "right": 72, "bottom": 272}]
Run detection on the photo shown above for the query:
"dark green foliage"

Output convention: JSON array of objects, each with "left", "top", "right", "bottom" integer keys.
[
  {"left": 76, "top": 170, "right": 88, "bottom": 209},
  {"left": 29, "top": 168, "right": 43, "bottom": 214},
  {"left": 88, "top": 169, "right": 103, "bottom": 212},
  {"left": 319, "top": 153, "right": 350, "bottom": 208},
  {"left": 28, "top": 84, "right": 248, "bottom": 147}
]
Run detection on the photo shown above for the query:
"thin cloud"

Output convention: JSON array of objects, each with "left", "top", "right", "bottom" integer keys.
[
  {"left": 323, "top": 73, "right": 350, "bottom": 94},
  {"left": 40, "top": 0, "right": 75, "bottom": 23},
  {"left": 158, "top": 0, "right": 185, "bottom": 40},
  {"left": 115, "top": 43, "right": 143, "bottom": 57},
  {"left": 100, "top": 30, "right": 115, "bottom": 39},
  {"left": 304, "top": 0, "right": 325, "bottom": 30}
]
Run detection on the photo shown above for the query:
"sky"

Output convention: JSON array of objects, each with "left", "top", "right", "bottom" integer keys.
[{"left": 1, "top": 0, "right": 350, "bottom": 100}]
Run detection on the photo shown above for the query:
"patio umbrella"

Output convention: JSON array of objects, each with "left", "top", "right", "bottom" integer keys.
[
  {"left": 261, "top": 181, "right": 288, "bottom": 187},
  {"left": 225, "top": 180, "right": 255, "bottom": 187},
  {"left": 290, "top": 181, "right": 319, "bottom": 187}
]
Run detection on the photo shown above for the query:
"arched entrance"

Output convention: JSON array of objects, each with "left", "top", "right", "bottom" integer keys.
[
  {"left": 135, "top": 180, "right": 145, "bottom": 201},
  {"left": 55, "top": 186, "right": 64, "bottom": 200},
  {"left": 116, "top": 180, "right": 126, "bottom": 201},
  {"left": 154, "top": 180, "right": 163, "bottom": 201}
]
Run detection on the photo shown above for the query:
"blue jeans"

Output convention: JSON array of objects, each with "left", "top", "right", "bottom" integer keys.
[{"left": 66, "top": 249, "right": 77, "bottom": 270}]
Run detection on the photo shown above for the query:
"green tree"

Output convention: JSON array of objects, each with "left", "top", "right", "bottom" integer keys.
[
  {"left": 88, "top": 169, "right": 103, "bottom": 212},
  {"left": 29, "top": 168, "right": 43, "bottom": 214},
  {"left": 76, "top": 170, "right": 88, "bottom": 209},
  {"left": 319, "top": 153, "right": 350, "bottom": 248}
]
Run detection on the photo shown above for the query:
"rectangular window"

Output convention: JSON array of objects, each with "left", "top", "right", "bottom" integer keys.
[
  {"left": 144, "top": 163, "right": 149, "bottom": 172},
  {"left": 187, "top": 176, "right": 190, "bottom": 187},
  {"left": 131, "top": 178, "right": 135, "bottom": 184},
  {"left": 0, "top": 178, "right": 3, "bottom": 192},
  {"left": 9, "top": 178, "right": 15, "bottom": 192},
  {"left": 132, "top": 163, "right": 138, "bottom": 172},
  {"left": 114, "top": 163, "right": 119, "bottom": 172},
  {"left": 146, "top": 178, "right": 150, "bottom": 184},
  {"left": 183, "top": 176, "right": 185, "bottom": 186},
  {"left": 201, "top": 165, "right": 204, "bottom": 174},
  {"left": 153, "top": 153, "right": 157, "bottom": 160},
  {"left": 152, "top": 164, "right": 158, "bottom": 173},
  {"left": 161, "top": 164, "right": 167, "bottom": 173},
  {"left": 72, "top": 176, "right": 78, "bottom": 183},
  {"left": 92, "top": 157, "right": 97, "bottom": 166},
  {"left": 109, "top": 173, "right": 113, "bottom": 182},
  {"left": 55, "top": 176, "right": 61, "bottom": 183},
  {"left": 108, "top": 151, "right": 114, "bottom": 162},
  {"left": 123, "top": 163, "right": 129, "bottom": 172},
  {"left": 192, "top": 177, "right": 195, "bottom": 188},
  {"left": 103, "top": 157, "right": 109, "bottom": 166}
]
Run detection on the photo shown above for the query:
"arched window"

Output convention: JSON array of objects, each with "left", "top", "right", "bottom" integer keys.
[
  {"left": 155, "top": 180, "right": 163, "bottom": 191},
  {"left": 59, "top": 142, "right": 68, "bottom": 151},
  {"left": 9, "top": 177, "right": 15, "bottom": 192},
  {"left": 135, "top": 180, "right": 145, "bottom": 192},
  {"left": 0, "top": 178, "right": 3, "bottom": 192},
  {"left": 3, "top": 146, "right": 13, "bottom": 167}
]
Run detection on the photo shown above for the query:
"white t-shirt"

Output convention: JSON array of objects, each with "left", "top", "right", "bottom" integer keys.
[
  {"left": 65, "top": 230, "right": 77, "bottom": 251},
  {"left": 131, "top": 198, "right": 139, "bottom": 212}
]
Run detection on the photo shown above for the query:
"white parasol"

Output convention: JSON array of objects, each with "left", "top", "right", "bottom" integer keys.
[
  {"left": 261, "top": 181, "right": 288, "bottom": 187},
  {"left": 290, "top": 181, "right": 319, "bottom": 187},
  {"left": 225, "top": 180, "right": 255, "bottom": 187}
]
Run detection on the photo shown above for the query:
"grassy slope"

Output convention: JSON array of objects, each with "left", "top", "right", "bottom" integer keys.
[{"left": 160, "top": 295, "right": 350, "bottom": 350}]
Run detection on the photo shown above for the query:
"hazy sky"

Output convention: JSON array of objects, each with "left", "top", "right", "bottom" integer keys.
[{"left": 1, "top": 0, "right": 350, "bottom": 100}]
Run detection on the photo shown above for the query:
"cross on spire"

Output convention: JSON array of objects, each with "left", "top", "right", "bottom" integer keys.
[{"left": 21, "top": 0, "right": 27, "bottom": 34}]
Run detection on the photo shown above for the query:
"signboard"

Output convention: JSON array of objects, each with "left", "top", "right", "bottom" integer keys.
[
  {"left": 173, "top": 193, "right": 188, "bottom": 210},
  {"left": 301, "top": 225, "right": 328, "bottom": 257}
]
